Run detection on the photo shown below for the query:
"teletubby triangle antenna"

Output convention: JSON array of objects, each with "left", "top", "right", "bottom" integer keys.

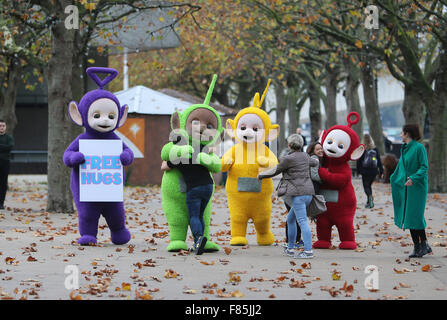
[{"left": 204, "top": 74, "right": 218, "bottom": 106}]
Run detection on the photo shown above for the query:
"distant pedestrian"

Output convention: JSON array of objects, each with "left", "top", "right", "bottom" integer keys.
[
  {"left": 357, "top": 134, "right": 383, "bottom": 208},
  {"left": 391, "top": 124, "right": 431, "bottom": 258},
  {"left": 296, "top": 127, "right": 307, "bottom": 146},
  {"left": 0, "top": 120, "right": 14, "bottom": 210},
  {"left": 383, "top": 131, "right": 393, "bottom": 153}
]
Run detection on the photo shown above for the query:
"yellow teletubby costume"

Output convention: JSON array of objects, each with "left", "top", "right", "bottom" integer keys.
[{"left": 221, "top": 80, "right": 279, "bottom": 246}]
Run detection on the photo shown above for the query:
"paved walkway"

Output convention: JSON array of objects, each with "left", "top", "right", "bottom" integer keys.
[{"left": 0, "top": 175, "right": 446, "bottom": 300}]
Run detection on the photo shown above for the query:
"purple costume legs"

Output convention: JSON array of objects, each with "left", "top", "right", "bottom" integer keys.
[{"left": 75, "top": 201, "right": 131, "bottom": 245}]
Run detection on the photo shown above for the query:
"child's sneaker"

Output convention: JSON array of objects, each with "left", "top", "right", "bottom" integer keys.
[
  {"left": 193, "top": 236, "right": 207, "bottom": 255},
  {"left": 283, "top": 247, "right": 295, "bottom": 257},
  {"left": 295, "top": 250, "right": 314, "bottom": 259}
]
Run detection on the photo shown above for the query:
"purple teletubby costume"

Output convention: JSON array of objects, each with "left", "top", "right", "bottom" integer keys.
[{"left": 63, "top": 67, "right": 134, "bottom": 245}]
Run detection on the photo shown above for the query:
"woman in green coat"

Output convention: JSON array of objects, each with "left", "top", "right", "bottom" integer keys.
[{"left": 391, "top": 124, "right": 431, "bottom": 258}]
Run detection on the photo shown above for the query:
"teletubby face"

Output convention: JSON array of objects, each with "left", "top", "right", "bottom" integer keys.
[
  {"left": 320, "top": 112, "right": 365, "bottom": 162},
  {"left": 322, "top": 129, "right": 352, "bottom": 158},
  {"left": 185, "top": 108, "right": 219, "bottom": 144},
  {"left": 170, "top": 106, "right": 223, "bottom": 146},
  {"left": 236, "top": 114, "right": 265, "bottom": 143},
  {"left": 87, "top": 98, "right": 120, "bottom": 133}
]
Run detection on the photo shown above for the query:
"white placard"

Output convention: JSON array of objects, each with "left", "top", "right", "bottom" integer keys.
[{"left": 79, "top": 139, "right": 123, "bottom": 202}]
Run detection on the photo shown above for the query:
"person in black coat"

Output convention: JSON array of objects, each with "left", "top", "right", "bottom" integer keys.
[
  {"left": 0, "top": 120, "right": 14, "bottom": 210},
  {"left": 357, "top": 134, "right": 383, "bottom": 208}
]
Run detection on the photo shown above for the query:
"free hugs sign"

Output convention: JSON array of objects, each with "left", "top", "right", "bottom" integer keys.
[{"left": 79, "top": 139, "right": 123, "bottom": 202}]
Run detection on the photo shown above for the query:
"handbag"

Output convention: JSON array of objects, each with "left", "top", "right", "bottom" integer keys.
[
  {"left": 275, "top": 179, "right": 287, "bottom": 197},
  {"left": 306, "top": 194, "right": 327, "bottom": 219}
]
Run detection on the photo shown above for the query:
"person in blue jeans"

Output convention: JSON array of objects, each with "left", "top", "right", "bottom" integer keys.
[
  {"left": 287, "top": 195, "right": 313, "bottom": 256},
  {"left": 185, "top": 184, "right": 213, "bottom": 250},
  {"left": 258, "top": 134, "right": 318, "bottom": 259},
  {"left": 162, "top": 143, "right": 215, "bottom": 255}
]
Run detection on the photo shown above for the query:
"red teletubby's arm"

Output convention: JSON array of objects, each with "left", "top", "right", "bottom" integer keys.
[{"left": 318, "top": 167, "right": 351, "bottom": 189}]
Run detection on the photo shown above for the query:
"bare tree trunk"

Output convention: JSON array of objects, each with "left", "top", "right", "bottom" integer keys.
[
  {"left": 286, "top": 86, "right": 299, "bottom": 136},
  {"left": 344, "top": 58, "right": 364, "bottom": 139},
  {"left": 213, "top": 80, "right": 230, "bottom": 107},
  {"left": 71, "top": 33, "right": 85, "bottom": 139},
  {"left": 427, "top": 99, "right": 447, "bottom": 192},
  {"left": 46, "top": 0, "right": 75, "bottom": 213},
  {"left": 308, "top": 82, "right": 322, "bottom": 142},
  {"left": 0, "top": 59, "right": 22, "bottom": 134},
  {"left": 324, "top": 66, "right": 338, "bottom": 129},
  {"left": 360, "top": 58, "right": 385, "bottom": 155},
  {"left": 274, "top": 82, "right": 287, "bottom": 152},
  {"left": 402, "top": 85, "right": 425, "bottom": 129},
  {"left": 235, "top": 81, "right": 253, "bottom": 110},
  {"left": 427, "top": 48, "right": 447, "bottom": 193}
]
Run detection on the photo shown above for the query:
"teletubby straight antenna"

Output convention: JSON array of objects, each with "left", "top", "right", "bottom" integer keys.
[
  {"left": 204, "top": 74, "right": 218, "bottom": 106},
  {"left": 259, "top": 79, "right": 271, "bottom": 107}
]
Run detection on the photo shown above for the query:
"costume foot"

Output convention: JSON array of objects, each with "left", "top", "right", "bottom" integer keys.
[
  {"left": 313, "top": 240, "right": 331, "bottom": 249},
  {"left": 167, "top": 240, "right": 188, "bottom": 252},
  {"left": 204, "top": 240, "right": 220, "bottom": 252},
  {"left": 78, "top": 235, "right": 97, "bottom": 246},
  {"left": 257, "top": 231, "right": 274, "bottom": 246},
  {"left": 339, "top": 241, "right": 357, "bottom": 250},
  {"left": 111, "top": 228, "right": 131, "bottom": 245},
  {"left": 230, "top": 236, "right": 248, "bottom": 246}
]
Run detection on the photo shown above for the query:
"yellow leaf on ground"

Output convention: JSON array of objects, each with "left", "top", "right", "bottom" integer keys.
[{"left": 121, "top": 283, "right": 131, "bottom": 291}]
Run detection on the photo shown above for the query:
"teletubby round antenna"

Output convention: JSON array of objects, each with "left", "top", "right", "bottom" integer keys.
[{"left": 347, "top": 112, "right": 360, "bottom": 128}]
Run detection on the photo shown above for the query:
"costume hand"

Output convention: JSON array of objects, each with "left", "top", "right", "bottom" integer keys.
[
  {"left": 161, "top": 161, "right": 171, "bottom": 171},
  {"left": 71, "top": 152, "right": 85, "bottom": 166},
  {"left": 120, "top": 151, "right": 133, "bottom": 166},
  {"left": 223, "top": 155, "right": 233, "bottom": 165},
  {"left": 196, "top": 152, "right": 212, "bottom": 165},
  {"left": 405, "top": 178, "right": 413, "bottom": 187},
  {"left": 177, "top": 145, "right": 194, "bottom": 159},
  {"left": 257, "top": 156, "right": 269, "bottom": 167}
]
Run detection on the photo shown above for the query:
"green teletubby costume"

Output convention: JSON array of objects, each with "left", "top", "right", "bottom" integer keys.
[{"left": 161, "top": 74, "right": 223, "bottom": 252}]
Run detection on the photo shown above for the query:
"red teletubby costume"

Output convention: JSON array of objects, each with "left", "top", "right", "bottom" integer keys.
[{"left": 313, "top": 112, "right": 365, "bottom": 250}]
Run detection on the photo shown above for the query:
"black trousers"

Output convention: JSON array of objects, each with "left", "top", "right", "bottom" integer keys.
[
  {"left": 361, "top": 174, "right": 376, "bottom": 197},
  {"left": 0, "top": 159, "right": 10, "bottom": 205},
  {"left": 285, "top": 203, "right": 301, "bottom": 243}
]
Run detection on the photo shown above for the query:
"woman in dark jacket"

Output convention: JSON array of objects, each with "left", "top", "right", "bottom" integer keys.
[
  {"left": 258, "top": 134, "right": 319, "bottom": 259},
  {"left": 357, "top": 134, "right": 384, "bottom": 208},
  {"left": 391, "top": 124, "right": 431, "bottom": 258}
]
